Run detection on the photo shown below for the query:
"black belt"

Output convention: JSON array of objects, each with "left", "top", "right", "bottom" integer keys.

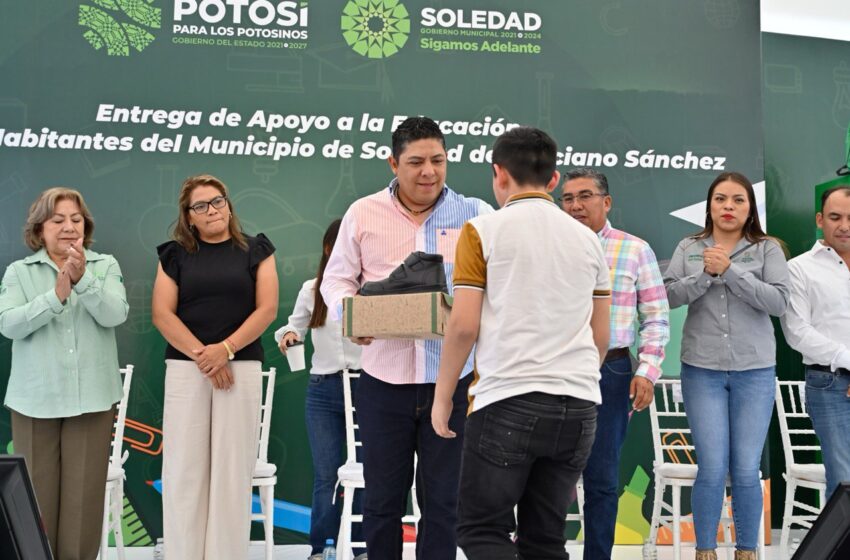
[
  {"left": 604, "top": 347, "right": 630, "bottom": 363},
  {"left": 315, "top": 369, "right": 364, "bottom": 377},
  {"left": 809, "top": 364, "right": 850, "bottom": 376}
]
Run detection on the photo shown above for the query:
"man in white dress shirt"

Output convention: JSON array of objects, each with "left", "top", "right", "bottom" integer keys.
[{"left": 781, "top": 185, "right": 850, "bottom": 497}]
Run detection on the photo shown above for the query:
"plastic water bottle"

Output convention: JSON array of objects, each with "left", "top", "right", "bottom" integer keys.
[{"left": 322, "top": 538, "right": 337, "bottom": 560}]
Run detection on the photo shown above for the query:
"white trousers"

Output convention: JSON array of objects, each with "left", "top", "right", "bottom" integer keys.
[{"left": 162, "top": 359, "right": 262, "bottom": 560}]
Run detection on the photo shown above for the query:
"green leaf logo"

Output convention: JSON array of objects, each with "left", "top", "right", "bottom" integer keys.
[
  {"left": 341, "top": 0, "right": 410, "bottom": 59},
  {"left": 79, "top": 0, "right": 162, "bottom": 57}
]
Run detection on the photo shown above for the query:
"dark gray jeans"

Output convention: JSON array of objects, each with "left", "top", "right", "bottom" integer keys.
[{"left": 457, "top": 392, "right": 597, "bottom": 560}]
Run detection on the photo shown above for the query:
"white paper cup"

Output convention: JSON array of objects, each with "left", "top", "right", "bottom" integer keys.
[{"left": 285, "top": 342, "right": 306, "bottom": 372}]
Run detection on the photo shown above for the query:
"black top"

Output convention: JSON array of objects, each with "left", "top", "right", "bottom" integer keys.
[{"left": 157, "top": 233, "right": 275, "bottom": 362}]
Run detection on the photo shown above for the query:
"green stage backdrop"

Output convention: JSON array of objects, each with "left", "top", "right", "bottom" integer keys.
[{"left": 0, "top": 0, "right": 764, "bottom": 545}]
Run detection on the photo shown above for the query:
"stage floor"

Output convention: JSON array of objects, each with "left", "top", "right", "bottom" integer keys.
[{"left": 112, "top": 532, "right": 800, "bottom": 560}]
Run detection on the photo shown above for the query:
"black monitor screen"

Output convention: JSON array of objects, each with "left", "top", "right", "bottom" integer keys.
[
  {"left": 0, "top": 456, "right": 52, "bottom": 560},
  {"left": 793, "top": 482, "right": 850, "bottom": 559}
]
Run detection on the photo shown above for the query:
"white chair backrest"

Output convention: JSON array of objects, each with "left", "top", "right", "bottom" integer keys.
[
  {"left": 257, "top": 368, "right": 277, "bottom": 464},
  {"left": 110, "top": 365, "right": 134, "bottom": 466},
  {"left": 341, "top": 368, "right": 361, "bottom": 463},
  {"left": 648, "top": 379, "right": 695, "bottom": 467},
  {"left": 775, "top": 381, "right": 820, "bottom": 469}
]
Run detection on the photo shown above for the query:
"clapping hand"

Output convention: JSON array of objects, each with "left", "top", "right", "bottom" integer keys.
[
  {"left": 65, "top": 239, "right": 86, "bottom": 284},
  {"left": 55, "top": 267, "right": 72, "bottom": 303},
  {"left": 703, "top": 246, "right": 731, "bottom": 276}
]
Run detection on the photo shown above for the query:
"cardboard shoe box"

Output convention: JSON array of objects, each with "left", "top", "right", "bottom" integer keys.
[{"left": 343, "top": 292, "right": 453, "bottom": 339}]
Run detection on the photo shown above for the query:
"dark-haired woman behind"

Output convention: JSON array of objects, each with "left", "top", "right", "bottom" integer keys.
[
  {"left": 663, "top": 172, "right": 789, "bottom": 560},
  {"left": 274, "top": 219, "right": 365, "bottom": 560},
  {"left": 152, "top": 174, "right": 278, "bottom": 560}
]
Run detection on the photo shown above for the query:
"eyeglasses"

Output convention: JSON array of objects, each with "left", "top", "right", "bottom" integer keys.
[
  {"left": 189, "top": 196, "right": 227, "bottom": 214},
  {"left": 560, "top": 192, "right": 608, "bottom": 205}
]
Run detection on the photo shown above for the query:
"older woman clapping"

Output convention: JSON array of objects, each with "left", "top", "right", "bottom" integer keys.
[{"left": 0, "top": 187, "right": 128, "bottom": 560}]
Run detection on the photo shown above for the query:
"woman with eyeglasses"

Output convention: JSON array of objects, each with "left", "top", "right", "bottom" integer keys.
[
  {"left": 152, "top": 174, "right": 278, "bottom": 560},
  {"left": 663, "top": 172, "right": 789, "bottom": 560}
]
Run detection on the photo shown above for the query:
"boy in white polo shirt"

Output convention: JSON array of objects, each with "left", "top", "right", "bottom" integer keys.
[{"left": 432, "top": 126, "right": 611, "bottom": 560}]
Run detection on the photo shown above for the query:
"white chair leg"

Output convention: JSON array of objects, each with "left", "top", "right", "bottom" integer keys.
[
  {"left": 113, "top": 483, "right": 125, "bottom": 560},
  {"left": 577, "top": 480, "right": 585, "bottom": 539},
  {"left": 672, "top": 485, "right": 681, "bottom": 560},
  {"left": 262, "top": 485, "right": 274, "bottom": 560},
  {"left": 648, "top": 476, "right": 664, "bottom": 546},
  {"left": 338, "top": 487, "right": 354, "bottom": 560},
  {"left": 780, "top": 479, "right": 796, "bottom": 559},
  {"left": 721, "top": 492, "right": 733, "bottom": 560},
  {"left": 100, "top": 484, "right": 110, "bottom": 560},
  {"left": 722, "top": 519, "right": 733, "bottom": 560}
]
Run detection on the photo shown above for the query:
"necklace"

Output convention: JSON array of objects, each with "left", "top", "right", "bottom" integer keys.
[{"left": 394, "top": 186, "right": 440, "bottom": 215}]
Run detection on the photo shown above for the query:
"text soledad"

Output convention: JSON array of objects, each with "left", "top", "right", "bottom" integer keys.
[{"left": 420, "top": 8, "right": 541, "bottom": 31}]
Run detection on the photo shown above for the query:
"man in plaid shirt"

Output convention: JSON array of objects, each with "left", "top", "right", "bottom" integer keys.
[{"left": 560, "top": 168, "right": 670, "bottom": 560}]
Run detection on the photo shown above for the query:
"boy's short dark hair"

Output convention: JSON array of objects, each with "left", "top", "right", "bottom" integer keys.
[
  {"left": 492, "top": 127, "right": 558, "bottom": 186},
  {"left": 821, "top": 185, "right": 850, "bottom": 210},
  {"left": 391, "top": 116, "right": 446, "bottom": 159}
]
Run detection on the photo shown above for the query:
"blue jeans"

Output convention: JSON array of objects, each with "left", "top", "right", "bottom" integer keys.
[
  {"left": 457, "top": 392, "right": 597, "bottom": 560},
  {"left": 305, "top": 373, "right": 363, "bottom": 555},
  {"left": 580, "top": 356, "right": 633, "bottom": 560},
  {"left": 680, "top": 363, "right": 775, "bottom": 551},
  {"left": 804, "top": 367, "right": 850, "bottom": 498},
  {"left": 355, "top": 372, "right": 472, "bottom": 560}
]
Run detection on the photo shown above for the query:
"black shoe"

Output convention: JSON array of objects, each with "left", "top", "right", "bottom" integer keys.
[{"left": 359, "top": 251, "right": 447, "bottom": 296}]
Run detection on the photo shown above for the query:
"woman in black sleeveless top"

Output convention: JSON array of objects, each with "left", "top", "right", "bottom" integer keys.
[{"left": 152, "top": 174, "right": 278, "bottom": 560}]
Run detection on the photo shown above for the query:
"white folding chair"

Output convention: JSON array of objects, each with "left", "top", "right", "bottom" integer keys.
[
  {"left": 336, "top": 368, "right": 420, "bottom": 560},
  {"left": 774, "top": 381, "right": 827, "bottom": 559},
  {"left": 98, "top": 365, "right": 134, "bottom": 560},
  {"left": 645, "top": 379, "right": 765, "bottom": 560},
  {"left": 252, "top": 367, "right": 278, "bottom": 560}
]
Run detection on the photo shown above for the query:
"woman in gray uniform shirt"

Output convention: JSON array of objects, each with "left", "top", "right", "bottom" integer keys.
[{"left": 663, "top": 172, "right": 789, "bottom": 560}]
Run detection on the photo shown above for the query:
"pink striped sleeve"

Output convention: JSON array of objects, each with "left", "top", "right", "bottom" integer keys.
[{"left": 634, "top": 242, "right": 670, "bottom": 383}]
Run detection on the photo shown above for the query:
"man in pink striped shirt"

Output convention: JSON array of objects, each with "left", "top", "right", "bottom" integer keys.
[
  {"left": 321, "top": 116, "right": 492, "bottom": 560},
  {"left": 560, "top": 168, "right": 670, "bottom": 560}
]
